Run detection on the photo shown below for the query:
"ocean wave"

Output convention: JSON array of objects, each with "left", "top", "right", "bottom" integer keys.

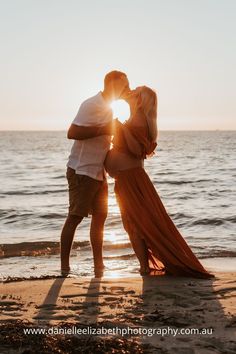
[
  {"left": 0, "top": 241, "right": 61, "bottom": 257},
  {"left": 154, "top": 179, "right": 213, "bottom": 185},
  {"left": 1, "top": 240, "right": 236, "bottom": 261},
  {"left": 39, "top": 213, "right": 66, "bottom": 219},
  {"left": 169, "top": 212, "right": 193, "bottom": 219},
  {"left": 0, "top": 241, "right": 132, "bottom": 258},
  {"left": 52, "top": 175, "right": 65, "bottom": 179},
  {"left": 154, "top": 171, "right": 176, "bottom": 175},
  {"left": 190, "top": 216, "right": 236, "bottom": 226},
  {"left": 199, "top": 249, "right": 236, "bottom": 259},
  {"left": 0, "top": 212, "right": 66, "bottom": 224},
  {"left": 0, "top": 180, "right": 216, "bottom": 197},
  {"left": 1, "top": 189, "right": 67, "bottom": 196},
  {"left": 1, "top": 212, "right": 34, "bottom": 219}
]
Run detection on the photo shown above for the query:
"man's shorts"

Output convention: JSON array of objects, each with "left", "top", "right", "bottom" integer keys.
[{"left": 66, "top": 167, "right": 108, "bottom": 217}]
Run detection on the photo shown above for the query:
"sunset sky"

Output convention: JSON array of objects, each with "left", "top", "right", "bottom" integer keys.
[{"left": 0, "top": 0, "right": 235, "bottom": 130}]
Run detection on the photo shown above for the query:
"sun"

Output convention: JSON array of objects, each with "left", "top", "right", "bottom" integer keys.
[{"left": 110, "top": 99, "right": 130, "bottom": 123}]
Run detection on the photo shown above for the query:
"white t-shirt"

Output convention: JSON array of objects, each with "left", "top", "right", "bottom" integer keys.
[{"left": 67, "top": 92, "right": 113, "bottom": 181}]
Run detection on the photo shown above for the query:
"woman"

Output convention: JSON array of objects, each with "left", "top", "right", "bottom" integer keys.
[{"left": 105, "top": 86, "right": 214, "bottom": 278}]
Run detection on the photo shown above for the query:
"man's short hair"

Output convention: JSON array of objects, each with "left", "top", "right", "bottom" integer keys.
[{"left": 104, "top": 70, "right": 127, "bottom": 88}]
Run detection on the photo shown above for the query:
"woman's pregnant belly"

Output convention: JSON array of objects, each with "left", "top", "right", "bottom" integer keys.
[{"left": 104, "top": 148, "right": 143, "bottom": 178}]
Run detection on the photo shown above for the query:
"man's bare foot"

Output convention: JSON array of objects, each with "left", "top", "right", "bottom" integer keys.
[
  {"left": 61, "top": 266, "right": 70, "bottom": 277},
  {"left": 94, "top": 264, "right": 105, "bottom": 278}
]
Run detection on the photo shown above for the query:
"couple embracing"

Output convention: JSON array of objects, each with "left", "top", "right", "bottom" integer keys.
[{"left": 60, "top": 70, "right": 214, "bottom": 279}]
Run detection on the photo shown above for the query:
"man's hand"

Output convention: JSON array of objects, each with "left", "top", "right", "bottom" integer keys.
[{"left": 67, "top": 122, "right": 113, "bottom": 140}]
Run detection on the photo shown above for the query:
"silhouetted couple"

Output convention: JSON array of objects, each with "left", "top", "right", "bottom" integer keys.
[{"left": 60, "top": 70, "right": 214, "bottom": 279}]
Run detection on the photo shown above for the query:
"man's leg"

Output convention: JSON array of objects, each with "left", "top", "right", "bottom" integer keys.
[
  {"left": 90, "top": 212, "right": 107, "bottom": 274},
  {"left": 60, "top": 214, "right": 83, "bottom": 272},
  {"left": 90, "top": 177, "right": 108, "bottom": 276}
]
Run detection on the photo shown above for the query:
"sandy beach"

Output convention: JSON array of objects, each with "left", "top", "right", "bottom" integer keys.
[{"left": 0, "top": 272, "right": 235, "bottom": 353}]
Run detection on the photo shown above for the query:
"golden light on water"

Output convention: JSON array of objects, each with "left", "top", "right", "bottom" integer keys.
[
  {"left": 105, "top": 231, "right": 117, "bottom": 243},
  {"left": 110, "top": 99, "right": 130, "bottom": 123},
  {"left": 108, "top": 194, "right": 120, "bottom": 214}
]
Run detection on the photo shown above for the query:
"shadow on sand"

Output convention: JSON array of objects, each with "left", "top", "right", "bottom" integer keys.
[
  {"left": 139, "top": 273, "right": 236, "bottom": 353},
  {"left": 32, "top": 272, "right": 236, "bottom": 353},
  {"left": 33, "top": 277, "right": 66, "bottom": 324}
]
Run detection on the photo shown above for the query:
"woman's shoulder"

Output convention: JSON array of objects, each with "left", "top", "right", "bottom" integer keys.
[
  {"left": 125, "top": 117, "right": 147, "bottom": 133},
  {"left": 127, "top": 109, "right": 147, "bottom": 126}
]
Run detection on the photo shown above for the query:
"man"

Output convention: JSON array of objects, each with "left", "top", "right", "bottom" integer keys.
[{"left": 61, "top": 70, "right": 130, "bottom": 277}]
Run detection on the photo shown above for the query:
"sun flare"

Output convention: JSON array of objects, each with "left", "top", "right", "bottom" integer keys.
[{"left": 110, "top": 99, "right": 130, "bottom": 123}]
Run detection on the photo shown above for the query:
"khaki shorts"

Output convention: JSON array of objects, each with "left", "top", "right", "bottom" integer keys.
[{"left": 66, "top": 167, "right": 108, "bottom": 217}]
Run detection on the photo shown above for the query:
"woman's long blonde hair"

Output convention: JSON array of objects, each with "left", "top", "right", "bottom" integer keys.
[{"left": 137, "top": 86, "right": 158, "bottom": 142}]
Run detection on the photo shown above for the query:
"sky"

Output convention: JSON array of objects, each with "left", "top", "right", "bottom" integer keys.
[{"left": 0, "top": 0, "right": 235, "bottom": 130}]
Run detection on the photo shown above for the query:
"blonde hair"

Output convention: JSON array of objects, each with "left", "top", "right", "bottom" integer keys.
[{"left": 136, "top": 86, "right": 158, "bottom": 142}]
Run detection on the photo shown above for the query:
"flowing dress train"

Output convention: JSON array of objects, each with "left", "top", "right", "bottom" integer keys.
[{"left": 113, "top": 120, "right": 214, "bottom": 278}]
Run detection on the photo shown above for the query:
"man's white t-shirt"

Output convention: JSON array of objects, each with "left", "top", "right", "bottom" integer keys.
[{"left": 67, "top": 92, "right": 112, "bottom": 181}]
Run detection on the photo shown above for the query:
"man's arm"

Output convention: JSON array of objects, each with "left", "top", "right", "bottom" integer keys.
[{"left": 67, "top": 122, "right": 112, "bottom": 140}]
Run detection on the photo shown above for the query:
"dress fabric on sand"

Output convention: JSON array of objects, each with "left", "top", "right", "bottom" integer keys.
[{"left": 113, "top": 120, "right": 214, "bottom": 278}]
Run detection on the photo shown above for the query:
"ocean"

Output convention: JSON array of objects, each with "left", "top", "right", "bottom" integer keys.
[{"left": 0, "top": 131, "right": 235, "bottom": 280}]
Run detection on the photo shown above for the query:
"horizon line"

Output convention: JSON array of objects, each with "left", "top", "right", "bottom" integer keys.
[
  {"left": 0, "top": 129, "right": 236, "bottom": 132},
  {"left": 0, "top": 129, "right": 236, "bottom": 133}
]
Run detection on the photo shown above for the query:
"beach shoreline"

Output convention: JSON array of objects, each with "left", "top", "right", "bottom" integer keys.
[{"left": 0, "top": 272, "right": 235, "bottom": 353}]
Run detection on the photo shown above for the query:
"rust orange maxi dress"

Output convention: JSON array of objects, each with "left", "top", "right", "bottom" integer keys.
[{"left": 113, "top": 121, "right": 215, "bottom": 279}]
